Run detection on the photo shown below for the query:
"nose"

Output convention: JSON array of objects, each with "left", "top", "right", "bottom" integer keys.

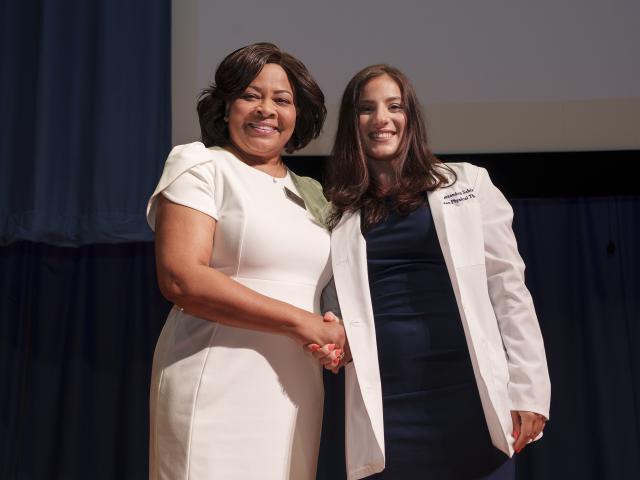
[
  {"left": 371, "top": 106, "right": 389, "bottom": 126},
  {"left": 255, "top": 98, "right": 276, "bottom": 118}
]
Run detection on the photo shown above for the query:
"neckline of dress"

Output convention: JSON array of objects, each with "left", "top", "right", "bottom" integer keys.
[{"left": 215, "top": 146, "right": 290, "bottom": 182}]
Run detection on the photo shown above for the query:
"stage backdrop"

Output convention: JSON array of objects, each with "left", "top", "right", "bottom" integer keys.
[
  {"left": 172, "top": 0, "right": 640, "bottom": 154},
  {"left": 0, "top": 0, "right": 171, "bottom": 246}
]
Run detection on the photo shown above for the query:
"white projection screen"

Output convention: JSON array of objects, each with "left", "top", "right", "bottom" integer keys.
[{"left": 172, "top": 0, "right": 640, "bottom": 154}]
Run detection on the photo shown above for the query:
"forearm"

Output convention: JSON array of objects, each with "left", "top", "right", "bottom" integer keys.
[
  {"left": 486, "top": 246, "right": 550, "bottom": 417},
  {"left": 479, "top": 166, "right": 550, "bottom": 417},
  {"left": 160, "top": 264, "right": 321, "bottom": 345}
]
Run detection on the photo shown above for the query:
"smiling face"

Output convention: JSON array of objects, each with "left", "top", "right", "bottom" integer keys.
[
  {"left": 227, "top": 63, "right": 296, "bottom": 163},
  {"left": 357, "top": 74, "right": 406, "bottom": 165}
]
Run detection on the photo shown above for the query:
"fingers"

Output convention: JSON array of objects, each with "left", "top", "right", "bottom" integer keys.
[
  {"left": 511, "top": 410, "right": 520, "bottom": 437},
  {"left": 512, "top": 411, "right": 547, "bottom": 453},
  {"left": 304, "top": 336, "right": 355, "bottom": 376},
  {"left": 323, "top": 311, "right": 339, "bottom": 323},
  {"left": 329, "top": 346, "right": 351, "bottom": 374},
  {"left": 309, "top": 343, "right": 336, "bottom": 357},
  {"left": 328, "top": 340, "right": 352, "bottom": 373},
  {"left": 512, "top": 411, "right": 526, "bottom": 452},
  {"left": 307, "top": 343, "right": 344, "bottom": 369},
  {"left": 306, "top": 333, "right": 349, "bottom": 373},
  {"left": 323, "top": 350, "right": 342, "bottom": 368}
]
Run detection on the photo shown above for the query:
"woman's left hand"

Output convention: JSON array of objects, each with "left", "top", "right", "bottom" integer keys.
[{"left": 511, "top": 410, "right": 547, "bottom": 453}]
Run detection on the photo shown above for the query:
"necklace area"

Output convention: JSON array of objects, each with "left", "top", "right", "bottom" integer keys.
[{"left": 269, "top": 167, "right": 289, "bottom": 183}]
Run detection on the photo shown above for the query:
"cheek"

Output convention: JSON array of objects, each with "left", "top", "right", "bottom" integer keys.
[
  {"left": 395, "top": 117, "right": 406, "bottom": 138},
  {"left": 283, "top": 109, "right": 296, "bottom": 131},
  {"left": 227, "top": 105, "right": 245, "bottom": 130},
  {"left": 227, "top": 120, "right": 240, "bottom": 141},
  {"left": 358, "top": 118, "right": 369, "bottom": 139}
]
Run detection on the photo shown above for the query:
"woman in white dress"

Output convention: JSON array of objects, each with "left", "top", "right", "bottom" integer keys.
[{"left": 146, "top": 43, "right": 346, "bottom": 480}]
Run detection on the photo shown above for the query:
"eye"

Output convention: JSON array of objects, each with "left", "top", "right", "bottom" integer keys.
[
  {"left": 240, "top": 93, "right": 259, "bottom": 101},
  {"left": 388, "top": 103, "right": 404, "bottom": 112},
  {"left": 274, "top": 97, "right": 292, "bottom": 105},
  {"left": 357, "top": 104, "right": 374, "bottom": 114}
]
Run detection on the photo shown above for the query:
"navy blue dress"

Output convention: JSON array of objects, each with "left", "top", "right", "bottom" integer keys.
[{"left": 362, "top": 200, "right": 513, "bottom": 479}]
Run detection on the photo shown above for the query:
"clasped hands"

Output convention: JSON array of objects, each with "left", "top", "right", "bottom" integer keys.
[{"left": 306, "top": 311, "right": 352, "bottom": 374}]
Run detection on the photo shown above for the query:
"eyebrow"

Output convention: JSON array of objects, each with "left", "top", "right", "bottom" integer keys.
[
  {"left": 247, "top": 85, "right": 293, "bottom": 96},
  {"left": 358, "top": 96, "right": 402, "bottom": 103}
]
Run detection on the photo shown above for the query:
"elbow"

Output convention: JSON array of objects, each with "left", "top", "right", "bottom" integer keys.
[{"left": 158, "top": 270, "right": 193, "bottom": 306}]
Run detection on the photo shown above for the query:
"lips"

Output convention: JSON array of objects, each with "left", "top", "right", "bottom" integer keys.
[{"left": 248, "top": 122, "right": 279, "bottom": 134}]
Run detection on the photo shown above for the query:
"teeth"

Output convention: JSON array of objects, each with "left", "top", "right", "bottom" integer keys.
[
  {"left": 250, "top": 123, "right": 277, "bottom": 132},
  {"left": 371, "top": 132, "right": 394, "bottom": 139}
]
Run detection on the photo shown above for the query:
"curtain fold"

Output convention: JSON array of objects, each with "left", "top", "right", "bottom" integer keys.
[
  {"left": 0, "top": 242, "right": 171, "bottom": 479},
  {"left": 511, "top": 196, "right": 640, "bottom": 479},
  {"left": 0, "top": 0, "right": 171, "bottom": 246}
]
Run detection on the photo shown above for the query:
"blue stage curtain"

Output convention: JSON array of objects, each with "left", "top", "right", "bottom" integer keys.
[
  {"left": 1, "top": 199, "right": 638, "bottom": 479},
  {"left": 0, "top": 0, "right": 171, "bottom": 246},
  {"left": 512, "top": 196, "right": 640, "bottom": 479},
  {"left": 0, "top": 242, "right": 171, "bottom": 479}
]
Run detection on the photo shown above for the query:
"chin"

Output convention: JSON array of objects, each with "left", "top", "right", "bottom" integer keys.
[
  {"left": 247, "top": 146, "right": 286, "bottom": 159},
  {"left": 369, "top": 147, "right": 399, "bottom": 161},
  {"left": 245, "top": 139, "right": 284, "bottom": 153}
]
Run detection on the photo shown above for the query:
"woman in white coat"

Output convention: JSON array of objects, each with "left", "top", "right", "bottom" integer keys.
[
  {"left": 314, "top": 65, "right": 550, "bottom": 479},
  {"left": 146, "top": 43, "right": 346, "bottom": 480}
]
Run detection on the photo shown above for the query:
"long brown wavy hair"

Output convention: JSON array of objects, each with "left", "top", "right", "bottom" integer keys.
[{"left": 324, "top": 64, "right": 454, "bottom": 230}]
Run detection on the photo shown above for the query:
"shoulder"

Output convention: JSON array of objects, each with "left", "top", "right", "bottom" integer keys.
[
  {"left": 438, "top": 162, "right": 486, "bottom": 190},
  {"left": 164, "top": 142, "right": 231, "bottom": 172},
  {"left": 159, "top": 143, "right": 244, "bottom": 190},
  {"left": 444, "top": 162, "right": 511, "bottom": 219},
  {"left": 148, "top": 143, "right": 226, "bottom": 230},
  {"left": 152, "top": 143, "right": 233, "bottom": 205}
]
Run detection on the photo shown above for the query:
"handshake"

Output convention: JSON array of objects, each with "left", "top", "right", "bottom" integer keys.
[{"left": 306, "top": 311, "right": 352, "bottom": 374}]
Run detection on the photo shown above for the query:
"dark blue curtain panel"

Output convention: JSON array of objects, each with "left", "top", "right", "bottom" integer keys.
[
  {"left": 511, "top": 196, "right": 640, "bottom": 480},
  {"left": 0, "top": 0, "right": 171, "bottom": 246},
  {"left": 0, "top": 241, "right": 171, "bottom": 479}
]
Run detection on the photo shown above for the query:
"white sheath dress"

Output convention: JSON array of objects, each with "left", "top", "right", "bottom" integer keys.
[{"left": 146, "top": 142, "right": 332, "bottom": 480}]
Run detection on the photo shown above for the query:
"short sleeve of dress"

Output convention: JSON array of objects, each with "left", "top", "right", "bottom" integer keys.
[
  {"left": 146, "top": 142, "right": 219, "bottom": 231},
  {"left": 161, "top": 163, "right": 218, "bottom": 219}
]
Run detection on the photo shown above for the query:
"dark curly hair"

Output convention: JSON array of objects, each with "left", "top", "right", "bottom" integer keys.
[
  {"left": 197, "top": 42, "right": 326, "bottom": 153},
  {"left": 325, "top": 64, "right": 455, "bottom": 230}
]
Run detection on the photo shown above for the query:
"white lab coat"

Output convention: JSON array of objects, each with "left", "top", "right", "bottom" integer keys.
[{"left": 324, "top": 162, "right": 551, "bottom": 479}]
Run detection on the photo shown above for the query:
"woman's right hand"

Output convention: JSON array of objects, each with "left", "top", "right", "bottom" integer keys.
[
  {"left": 307, "top": 311, "right": 346, "bottom": 349},
  {"left": 307, "top": 312, "right": 352, "bottom": 373}
]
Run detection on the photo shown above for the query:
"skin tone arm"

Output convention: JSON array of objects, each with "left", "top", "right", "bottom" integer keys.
[{"left": 154, "top": 195, "right": 346, "bottom": 347}]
